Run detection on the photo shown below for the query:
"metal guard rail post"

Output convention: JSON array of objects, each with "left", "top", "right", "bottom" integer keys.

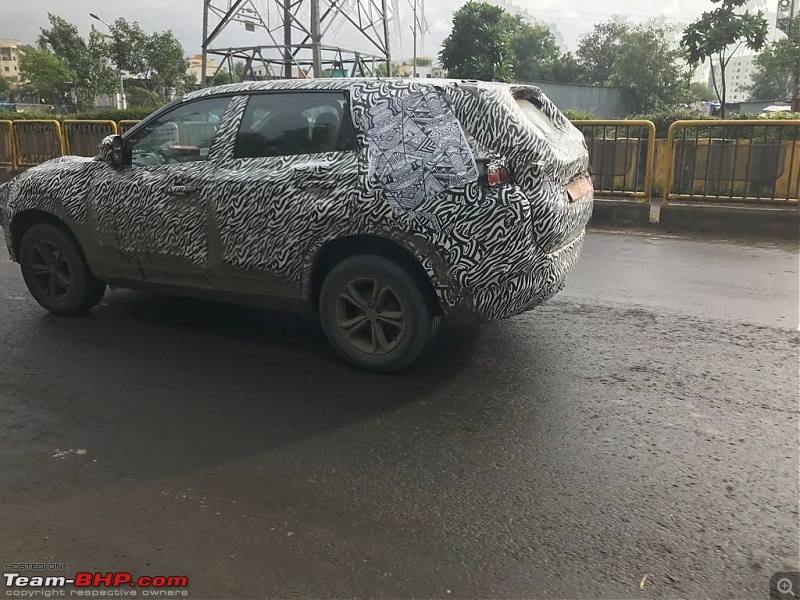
[
  {"left": 11, "top": 120, "right": 65, "bottom": 167},
  {"left": 62, "top": 120, "right": 118, "bottom": 156},
  {"left": 664, "top": 119, "right": 800, "bottom": 204},
  {"left": 571, "top": 119, "right": 657, "bottom": 201},
  {"left": 0, "top": 120, "right": 15, "bottom": 170}
]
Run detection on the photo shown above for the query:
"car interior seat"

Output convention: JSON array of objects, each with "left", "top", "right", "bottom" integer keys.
[{"left": 311, "top": 112, "right": 341, "bottom": 153}]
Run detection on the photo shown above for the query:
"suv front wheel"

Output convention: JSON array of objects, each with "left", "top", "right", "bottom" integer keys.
[
  {"left": 320, "top": 255, "right": 439, "bottom": 373},
  {"left": 19, "top": 223, "right": 106, "bottom": 315}
]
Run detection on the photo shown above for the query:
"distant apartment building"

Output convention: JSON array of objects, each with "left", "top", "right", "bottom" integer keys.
[
  {"left": 187, "top": 54, "right": 220, "bottom": 85},
  {"left": 703, "top": 0, "right": 795, "bottom": 104},
  {"left": 393, "top": 61, "right": 446, "bottom": 78},
  {"left": 709, "top": 53, "right": 759, "bottom": 103},
  {"left": 0, "top": 39, "right": 23, "bottom": 90}
]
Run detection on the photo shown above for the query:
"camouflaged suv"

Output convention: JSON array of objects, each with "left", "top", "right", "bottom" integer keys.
[{"left": 0, "top": 78, "right": 593, "bottom": 372}]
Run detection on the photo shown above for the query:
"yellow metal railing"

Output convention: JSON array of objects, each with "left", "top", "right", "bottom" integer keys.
[
  {"left": 2, "top": 117, "right": 798, "bottom": 207},
  {"left": 664, "top": 119, "right": 800, "bottom": 203},
  {"left": 0, "top": 120, "right": 15, "bottom": 169},
  {"left": 12, "top": 120, "right": 64, "bottom": 167},
  {"left": 63, "top": 120, "right": 118, "bottom": 156},
  {"left": 118, "top": 120, "right": 141, "bottom": 135},
  {"left": 573, "top": 120, "right": 657, "bottom": 200}
]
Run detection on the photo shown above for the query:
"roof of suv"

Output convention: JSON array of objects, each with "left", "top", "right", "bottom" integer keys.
[{"left": 185, "top": 77, "right": 522, "bottom": 101}]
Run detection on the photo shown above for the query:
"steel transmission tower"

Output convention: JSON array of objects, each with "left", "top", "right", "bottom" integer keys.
[{"left": 201, "top": 0, "right": 394, "bottom": 84}]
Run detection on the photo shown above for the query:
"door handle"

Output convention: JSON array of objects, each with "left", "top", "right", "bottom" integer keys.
[
  {"left": 292, "top": 166, "right": 333, "bottom": 179},
  {"left": 166, "top": 185, "right": 198, "bottom": 196}
]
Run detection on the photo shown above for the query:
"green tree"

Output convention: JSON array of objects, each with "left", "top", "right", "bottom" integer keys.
[
  {"left": 18, "top": 45, "right": 76, "bottom": 104},
  {"left": 748, "top": 16, "right": 800, "bottom": 101},
  {"left": 103, "top": 19, "right": 191, "bottom": 99},
  {"left": 415, "top": 57, "right": 432, "bottom": 67},
  {"left": 126, "top": 86, "right": 162, "bottom": 108},
  {"left": 38, "top": 13, "right": 118, "bottom": 110},
  {"left": 232, "top": 61, "right": 248, "bottom": 82},
  {"left": 509, "top": 18, "right": 560, "bottom": 82},
  {"left": 688, "top": 81, "right": 717, "bottom": 102},
  {"left": 682, "top": 0, "right": 768, "bottom": 117},
  {"left": 439, "top": 2, "right": 514, "bottom": 81},
  {"left": 0, "top": 76, "right": 10, "bottom": 99},
  {"left": 549, "top": 52, "right": 584, "bottom": 84},
  {"left": 212, "top": 69, "right": 232, "bottom": 86},
  {"left": 576, "top": 18, "right": 629, "bottom": 85},
  {"left": 610, "top": 23, "right": 692, "bottom": 113}
]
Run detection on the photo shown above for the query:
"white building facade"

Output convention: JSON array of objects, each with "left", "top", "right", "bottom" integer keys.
[{"left": 709, "top": 53, "right": 759, "bottom": 103}]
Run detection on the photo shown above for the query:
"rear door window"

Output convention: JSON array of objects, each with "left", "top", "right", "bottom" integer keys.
[{"left": 234, "top": 92, "right": 356, "bottom": 159}]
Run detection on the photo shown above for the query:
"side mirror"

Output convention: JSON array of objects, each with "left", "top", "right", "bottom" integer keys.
[{"left": 98, "top": 135, "right": 125, "bottom": 166}]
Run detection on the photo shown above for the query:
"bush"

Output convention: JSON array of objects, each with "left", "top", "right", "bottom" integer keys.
[
  {"left": 626, "top": 109, "right": 718, "bottom": 137},
  {"left": 69, "top": 107, "right": 159, "bottom": 122},
  {"left": 627, "top": 109, "right": 800, "bottom": 138},
  {"left": 563, "top": 108, "right": 596, "bottom": 121},
  {"left": 758, "top": 111, "right": 800, "bottom": 120},
  {"left": 0, "top": 107, "right": 159, "bottom": 123}
]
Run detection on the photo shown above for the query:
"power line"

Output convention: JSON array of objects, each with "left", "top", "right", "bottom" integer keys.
[{"left": 395, "top": 6, "right": 691, "bottom": 24}]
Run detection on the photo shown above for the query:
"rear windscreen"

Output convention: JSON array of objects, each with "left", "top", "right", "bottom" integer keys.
[{"left": 515, "top": 98, "right": 559, "bottom": 136}]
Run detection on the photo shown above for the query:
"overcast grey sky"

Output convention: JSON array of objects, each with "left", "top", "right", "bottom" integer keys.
[{"left": 0, "top": 0, "right": 776, "bottom": 63}]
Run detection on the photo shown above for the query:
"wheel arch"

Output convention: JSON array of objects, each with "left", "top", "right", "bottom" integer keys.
[
  {"left": 308, "top": 234, "right": 445, "bottom": 316},
  {"left": 10, "top": 210, "right": 86, "bottom": 263}
]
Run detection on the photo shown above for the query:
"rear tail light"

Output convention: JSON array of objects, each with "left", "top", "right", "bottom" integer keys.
[
  {"left": 476, "top": 159, "right": 513, "bottom": 188},
  {"left": 487, "top": 165, "right": 511, "bottom": 187}
]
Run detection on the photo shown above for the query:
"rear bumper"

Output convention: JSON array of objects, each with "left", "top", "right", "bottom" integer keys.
[{"left": 441, "top": 230, "right": 585, "bottom": 324}]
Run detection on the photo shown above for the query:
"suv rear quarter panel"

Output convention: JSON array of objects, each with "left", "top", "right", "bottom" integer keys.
[{"left": 443, "top": 83, "right": 593, "bottom": 253}]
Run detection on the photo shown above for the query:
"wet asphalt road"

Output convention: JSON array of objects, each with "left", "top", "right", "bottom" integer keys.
[{"left": 0, "top": 228, "right": 798, "bottom": 599}]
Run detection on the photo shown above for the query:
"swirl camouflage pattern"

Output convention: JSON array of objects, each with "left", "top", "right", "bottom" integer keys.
[{"left": 0, "top": 78, "right": 593, "bottom": 327}]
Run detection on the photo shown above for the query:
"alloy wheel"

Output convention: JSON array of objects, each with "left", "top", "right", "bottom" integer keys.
[
  {"left": 334, "top": 277, "right": 407, "bottom": 355},
  {"left": 28, "top": 240, "right": 72, "bottom": 302}
]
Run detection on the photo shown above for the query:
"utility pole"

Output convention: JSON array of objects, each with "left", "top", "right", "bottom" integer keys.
[
  {"left": 311, "top": 0, "right": 322, "bottom": 77},
  {"left": 411, "top": 0, "right": 417, "bottom": 77},
  {"left": 89, "top": 13, "right": 127, "bottom": 108},
  {"left": 794, "top": 0, "right": 799, "bottom": 91},
  {"left": 201, "top": 1, "right": 209, "bottom": 87},
  {"left": 284, "top": 0, "right": 292, "bottom": 78},
  {"left": 381, "top": 0, "right": 392, "bottom": 75}
]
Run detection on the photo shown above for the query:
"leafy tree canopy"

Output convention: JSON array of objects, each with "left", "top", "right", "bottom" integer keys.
[
  {"left": 439, "top": 2, "right": 515, "bottom": 81},
  {"left": 610, "top": 22, "right": 693, "bottom": 113},
  {"left": 576, "top": 17, "right": 630, "bottom": 85},
  {"left": 37, "top": 13, "right": 118, "bottom": 110},
  {"left": 688, "top": 81, "right": 717, "bottom": 102},
  {"left": 681, "top": 0, "right": 768, "bottom": 116},
  {"left": 102, "top": 19, "right": 193, "bottom": 99},
  {"left": 18, "top": 45, "right": 76, "bottom": 105},
  {"left": 509, "top": 17, "right": 561, "bottom": 82},
  {"left": 748, "top": 16, "right": 799, "bottom": 101}
]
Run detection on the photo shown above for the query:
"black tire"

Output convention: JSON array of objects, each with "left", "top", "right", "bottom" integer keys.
[
  {"left": 320, "top": 254, "right": 438, "bottom": 373},
  {"left": 19, "top": 223, "right": 106, "bottom": 315}
]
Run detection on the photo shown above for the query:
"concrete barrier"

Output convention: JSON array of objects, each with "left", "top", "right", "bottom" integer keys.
[
  {"left": 658, "top": 202, "right": 800, "bottom": 239},
  {"left": 589, "top": 199, "right": 652, "bottom": 227}
]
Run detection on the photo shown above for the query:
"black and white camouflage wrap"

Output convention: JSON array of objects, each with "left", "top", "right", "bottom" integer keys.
[{"left": 0, "top": 78, "right": 593, "bottom": 323}]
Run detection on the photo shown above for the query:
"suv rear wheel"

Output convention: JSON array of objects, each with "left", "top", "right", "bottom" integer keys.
[
  {"left": 320, "top": 254, "right": 438, "bottom": 373},
  {"left": 19, "top": 223, "right": 106, "bottom": 315}
]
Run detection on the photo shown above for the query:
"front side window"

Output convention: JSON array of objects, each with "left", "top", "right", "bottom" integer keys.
[
  {"left": 234, "top": 92, "right": 355, "bottom": 159},
  {"left": 126, "top": 96, "right": 233, "bottom": 167}
]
